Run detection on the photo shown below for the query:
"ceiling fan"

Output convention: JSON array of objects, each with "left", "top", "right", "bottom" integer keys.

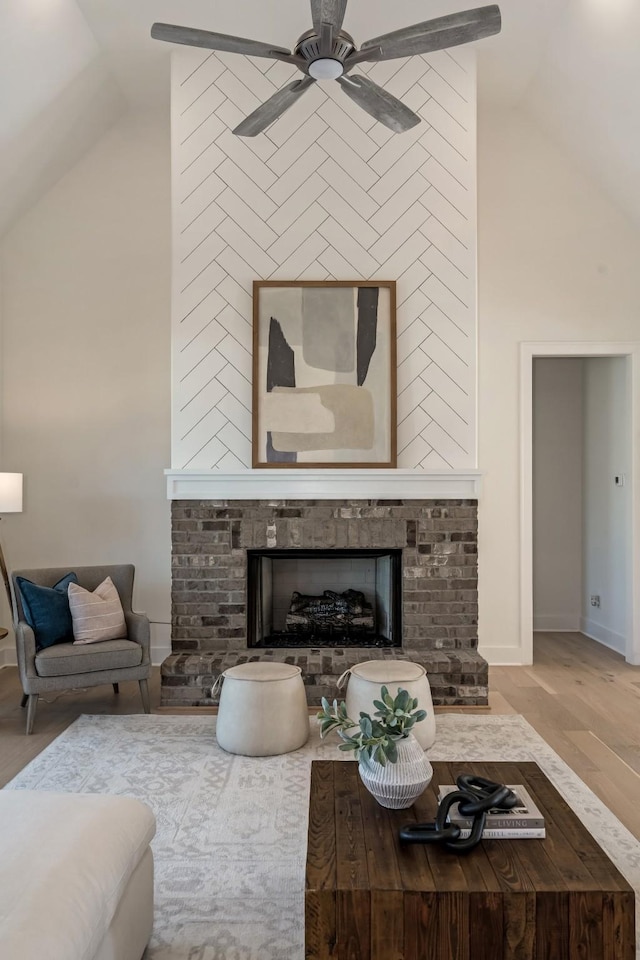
[{"left": 151, "top": 1, "right": 501, "bottom": 137}]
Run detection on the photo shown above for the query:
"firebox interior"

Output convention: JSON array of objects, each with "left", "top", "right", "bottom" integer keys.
[{"left": 247, "top": 548, "right": 402, "bottom": 648}]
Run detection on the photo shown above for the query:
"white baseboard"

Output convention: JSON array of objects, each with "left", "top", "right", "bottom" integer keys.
[
  {"left": 533, "top": 614, "right": 580, "bottom": 632},
  {"left": 479, "top": 644, "right": 529, "bottom": 666},
  {"left": 151, "top": 622, "right": 172, "bottom": 665},
  {"left": 579, "top": 617, "right": 626, "bottom": 655},
  {"left": 0, "top": 640, "right": 15, "bottom": 667},
  {"left": 0, "top": 630, "right": 18, "bottom": 667}
]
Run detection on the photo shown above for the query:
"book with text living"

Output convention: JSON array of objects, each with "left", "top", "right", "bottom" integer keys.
[
  {"left": 457, "top": 826, "right": 546, "bottom": 839},
  {"left": 438, "top": 783, "right": 545, "bottom": 830}
]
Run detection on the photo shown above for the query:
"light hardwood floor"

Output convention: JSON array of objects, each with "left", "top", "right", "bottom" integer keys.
[
  {"left": 1, "top": 632, "right": 639, "bottom": 838},
  {"left": 489, "top": 631, "right": 640, "bottom": 840}
]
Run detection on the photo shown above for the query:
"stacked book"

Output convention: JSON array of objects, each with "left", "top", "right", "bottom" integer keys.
[{"left": 437, "top": 784, "right": 546, "bottom": 839}]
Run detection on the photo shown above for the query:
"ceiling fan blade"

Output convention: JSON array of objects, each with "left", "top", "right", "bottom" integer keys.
[
  {"left": 338, "top": 75, "right": 421, "bottom": 133},
  {"left": 233, "top": 77, "right": 316, "bottom": 137},
  {"left": 360, "top": 5, "right": 501, "bottom": 61},
  {"left": 150, "top": 23, "right": 291, "bottom": 60},
  {"left": 311, "top": 0, "right": 348, "bottom": 35}
]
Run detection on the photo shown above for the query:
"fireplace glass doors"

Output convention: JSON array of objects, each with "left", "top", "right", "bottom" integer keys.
[{"left": 247, "top": 548, "right": 402, "bottom": 648}]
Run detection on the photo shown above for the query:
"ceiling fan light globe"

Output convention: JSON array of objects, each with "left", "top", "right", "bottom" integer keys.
[{"left": 308, "top": 58, "right": 344, "bottom": 80}]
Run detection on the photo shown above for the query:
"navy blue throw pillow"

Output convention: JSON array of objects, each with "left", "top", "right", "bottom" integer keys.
[{"left": 16, "top": 573, "right": 79, "bottom": 650}]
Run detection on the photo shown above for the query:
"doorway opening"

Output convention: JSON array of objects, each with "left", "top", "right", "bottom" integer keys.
[{"left": 521, "top": 342, "right": 639, "bottom": 665}]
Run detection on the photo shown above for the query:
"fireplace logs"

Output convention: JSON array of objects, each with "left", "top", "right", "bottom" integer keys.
[{"left": 286, "top": 588, "right": 375, "bottom": 637}]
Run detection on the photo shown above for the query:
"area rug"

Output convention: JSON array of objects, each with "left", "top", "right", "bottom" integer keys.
[{"left": 5, "top": 713, "right": 640, "bottom": 959}]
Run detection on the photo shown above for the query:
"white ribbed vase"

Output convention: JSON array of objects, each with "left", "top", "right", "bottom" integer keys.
[{"left": 357, "top": 734, "right": 433, "bottom": 809}]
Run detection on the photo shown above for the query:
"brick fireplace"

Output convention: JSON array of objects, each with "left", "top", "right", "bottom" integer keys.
[{"left": 161, "top": 497, "right": 487, "bottom": 707}]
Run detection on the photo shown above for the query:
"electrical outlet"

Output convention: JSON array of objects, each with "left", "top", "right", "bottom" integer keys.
[{"left": 590, "top": 595, "right": 600, "bottom": 608}]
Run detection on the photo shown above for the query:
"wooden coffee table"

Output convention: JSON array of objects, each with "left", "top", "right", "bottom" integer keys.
[{"left": 305, "top": 759, "right": 635, "bottom": 959}]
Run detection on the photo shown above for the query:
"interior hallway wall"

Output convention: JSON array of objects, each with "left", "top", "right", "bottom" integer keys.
[
  {"left": 0, "top": 111, "right": 172, "bottom": 664},
  {"left": 478, "top": 105, "right": 640, "bottom": 663},
  {"left": 581, "top": 356, "right": 630, "bottom": 653},
  {"left": 532, "top": 357, "right": 584, "bottom": 631}
]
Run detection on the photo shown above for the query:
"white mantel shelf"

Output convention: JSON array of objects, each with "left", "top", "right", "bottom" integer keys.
[{"left": 165, "top": 469, "right": 482, "bottom": 501}]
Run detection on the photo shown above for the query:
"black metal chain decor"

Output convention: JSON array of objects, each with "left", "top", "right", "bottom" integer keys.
[{"left": 399, "top": 774, "right": 519, "bottom": 853}]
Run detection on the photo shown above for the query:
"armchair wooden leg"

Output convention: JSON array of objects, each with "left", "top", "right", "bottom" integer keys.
[
  {"left": 26, "top": 695, "right": 38, "bottom": 735},
  {"left": 20, "top": 693, "right": 28, "bottom": 708},
  {"left": 112, "top": 683, "right": 120, "bottom": 695},
  {"left": 138, "top": 679, "right": 151, "bottom": 714}
]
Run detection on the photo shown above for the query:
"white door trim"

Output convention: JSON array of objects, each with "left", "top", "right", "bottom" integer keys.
[{"left": 520, "top": 341, "right": 640, "bottom": 665}]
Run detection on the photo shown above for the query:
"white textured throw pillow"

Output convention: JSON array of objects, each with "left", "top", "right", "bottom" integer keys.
[{"left": 69, "top": 576, "right": 127, "bottom": 644}]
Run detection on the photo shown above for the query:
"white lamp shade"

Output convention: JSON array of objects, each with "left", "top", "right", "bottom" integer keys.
[{"left": 0, "top": 473, "right": 23, "bottom": 513}]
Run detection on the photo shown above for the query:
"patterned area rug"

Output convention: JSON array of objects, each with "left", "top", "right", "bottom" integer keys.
[{"left": 5, "top": 713, "right": 640, "bottom": 959}]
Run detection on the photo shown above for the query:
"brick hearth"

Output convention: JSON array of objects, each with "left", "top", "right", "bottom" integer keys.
[{"left": 162, "top": 499, "right": 487, "bottom": 707}]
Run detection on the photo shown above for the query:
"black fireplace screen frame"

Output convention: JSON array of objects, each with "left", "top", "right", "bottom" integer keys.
[{"left": 247, "top": 548, "right": 402, "bottom": 648}]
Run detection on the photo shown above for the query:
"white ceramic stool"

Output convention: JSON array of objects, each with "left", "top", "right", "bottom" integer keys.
[
  {"left": 215, "top": 662, "right": 310, "bottom": 756},
  {"left": 337, "top": 660, "right": 436, "bottom": 750}
]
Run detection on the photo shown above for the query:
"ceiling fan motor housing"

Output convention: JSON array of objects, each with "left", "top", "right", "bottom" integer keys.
[{"left": 295, "top": 29, "right": 355, "bottom": 78}]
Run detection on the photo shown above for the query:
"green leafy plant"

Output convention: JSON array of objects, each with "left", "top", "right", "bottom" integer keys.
[{"left": 317, "top": 686, "right": 427, "bottom": 766}]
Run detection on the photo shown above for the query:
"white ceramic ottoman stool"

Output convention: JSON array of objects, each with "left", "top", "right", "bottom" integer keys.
[
  {"left": 338, "top": 660, "right": 436, "bottom": 750},
  {"left": 215, "top": 662, "right": 310, "bottom": 756}
]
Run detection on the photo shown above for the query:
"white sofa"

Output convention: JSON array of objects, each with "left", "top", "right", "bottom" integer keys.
[{"left": 0, "top": 791, "right": 155, "bottom": 960}]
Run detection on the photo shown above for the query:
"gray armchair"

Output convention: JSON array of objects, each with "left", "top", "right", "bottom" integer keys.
[{"left": 11, "top": 564, "right": 151, "bottom": 734}]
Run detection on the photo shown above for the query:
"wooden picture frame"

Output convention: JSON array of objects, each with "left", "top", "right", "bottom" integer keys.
[{"left": 252, "top": 280, "right": 397, "bottom": 469}]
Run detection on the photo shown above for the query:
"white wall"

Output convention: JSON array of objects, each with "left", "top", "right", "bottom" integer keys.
[
  {"left": 532, "top": 358, "right": 583, "bottom": 631},
  {"left": 581, "top": 356, "right": 630, "bottom": 653},
  {"left": 478, "top": 105, "right": 640, "bottom": 663},
  {"left": 0, "top": 110, "right": 172, "bottom": 664},
  {"left": 3, "top": 98, "right": 640, "bottom": 667},
  {"left": 170, "top": 48, "right": 478, "bottom": 471}
]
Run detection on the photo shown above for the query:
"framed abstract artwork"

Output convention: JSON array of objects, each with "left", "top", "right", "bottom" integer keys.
[{"left": 252, "top": 281, "right": 397, "bottom": 468}]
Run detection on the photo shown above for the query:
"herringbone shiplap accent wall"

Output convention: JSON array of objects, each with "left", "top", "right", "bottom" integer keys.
[{"left": 171, "top": 48, "right": 477, "bottom": 470}]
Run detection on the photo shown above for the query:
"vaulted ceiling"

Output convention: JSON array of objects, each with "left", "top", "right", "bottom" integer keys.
[{"left": 2, "top": 0, "right": 639, "bottom": 238}]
